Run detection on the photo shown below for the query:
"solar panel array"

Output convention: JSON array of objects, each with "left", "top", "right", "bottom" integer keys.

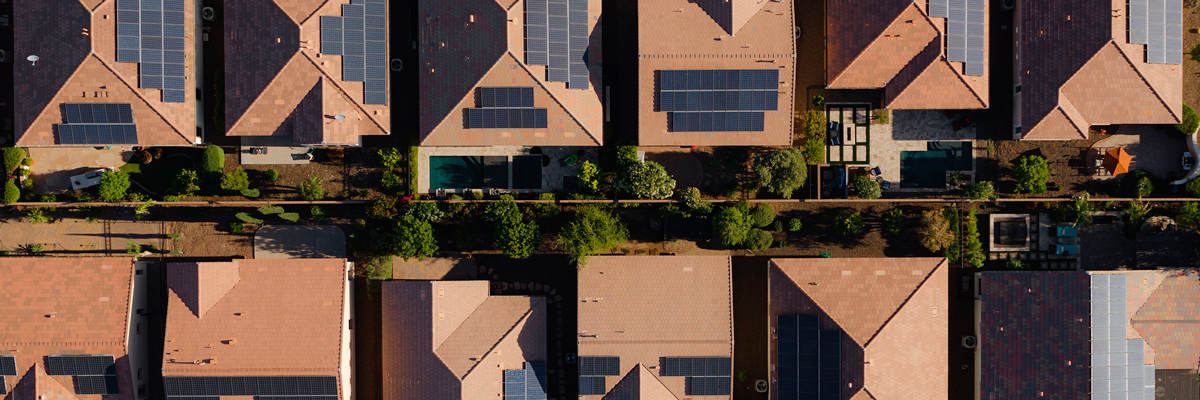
[
  {"left": 660, "top": 357, "right": 732, "bottom": 396},
  {"left": 1129, "top": 0, "right": 1183, "bottom": 64},
  {"left": 1089, "top": 274, "right": 1156, "bottom": 400},
  {"left": 1, "top": 377, "right": 6, "bottom": 395},
  {"left": 503, "top": 362, "right": 548, "bottom": 400},
  {"left": 578, "top": 356, "right": 620, "bottom": 396},
  {"left": 163, "top": 376, "right": 339, "bottom": 397},
  {"left": 75, "top": 375, "right": 120, "bottom": 395},
  {"left": 0, "top": 356, "right": 14, "bottom": 376},
  {"left": 56, "top": 104, "right": 139, "bottom": 145},
  {"left": 940, "top": 0, "right": 985, "bottom": 76},
  {"left": 320, "top": 0, "right": 389, "bottom": 105},
  {"left": 464, "top": 87, "right": 548, "bottom": 129},
  {"left": 116, "top": 0, "right": 188, "bottom": 103},
  {"left": 658, "top": 69, "right": 778, "bottom": 133},
  {"left": 526, "top": 0, "right": 589, "bottom": 89},
  {"left": 777, "top": 315, "right": 841, "bottom": 400},
  {"left": 45, "top": 355, "right": 117, "bottom": 376}
]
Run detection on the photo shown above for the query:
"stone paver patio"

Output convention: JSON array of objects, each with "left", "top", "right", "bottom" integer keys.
[
  {"left": 253, "top": 225, "right": 346, "bottom": 259},
  {"left": 26, "top": 147, "right": 135, "bottom": 192},
  {"left": 1090, "top": 125, "right": 1186, "bottom": 180},
  {"left": 869, "top": 110, "right": 976, "bottom": 187}
]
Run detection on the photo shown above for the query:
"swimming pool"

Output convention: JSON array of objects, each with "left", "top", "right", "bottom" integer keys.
[
  {"left": 429, "top": 155, "right": 543, "bottom": 190},
  {"left": 429, "top": 156, "right": 486, "bottom": 190},
  {"left": 899, "top": 141, "right": 972, "bottom": 188}
]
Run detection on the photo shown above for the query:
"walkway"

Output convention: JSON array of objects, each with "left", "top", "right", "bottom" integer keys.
[{"left": 253, "top": 225, "right": 346, "bottom": 259}]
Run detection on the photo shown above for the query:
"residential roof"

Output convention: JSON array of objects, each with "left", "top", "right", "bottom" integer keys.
[
  {"left": 382, "top": 281, "right": 546, "bottom": 400},
  {"left": 576, "top": 256, "right": 733, "bottom": 399},
  {"left": 769, "top": 258, "right": 948, "bottom": 400},
  {"left": 1130, "top": 271, "right": 1200, "bottom": 370},
  {"left": 1018, "top": 0, "right": 1181, "bottom": 140},
  {"left": 162, "top": 259, "right": 349, "bottom": 379},
  {"left": 12, "top": 0, "right": 196, "bottom": 146},
  {"left": 637, "top": 0, "right": 796, "bottom": 146},
  {"left": 826, "top": 1, "right": 988, "bottom": 109},
  {"left": 417, "top": 0, "right": 604, "bottom": 147},
  {"left": 0, "top": 257, "right": 137, "bottom": 400},
  {"left": 223, "top": 0, "right": 389, "bottom": 145}
]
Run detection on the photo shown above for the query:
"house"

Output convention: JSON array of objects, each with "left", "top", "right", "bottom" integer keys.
[
  {"left": 826, "top": 0, "right": 989, "bottom": 110},
  {"left": 161, "top": 259, "right": 353, "bottom": 400},
  {"left": 769, "top": 258, "right": 948, "bottom": 400},
  {"left": 637, "top": 0, "right": 797, "bottom": 146},
  {"left": 577, "top": 256, "right": 734, "bottom": 398},
  {"left": 1013, "top": 0, "right": 1181, "bottom": 140},
  {"left": 12, "top": 0, "right": 198, "bottom": 146},
  {"left": 417, "top": 0, "right": 603, "bottom": 147},
  {"left": 223, "top": 0, "right": 390, "bottom": 146},
  {"left": 0, "top": 257, "right": 150, "bottom": 399},
  {"left": 381, "top": 281, "right": 547, "bottom": 400},
  {"left": 975, "top": 270, "right": 1199, "bottom": 399}
]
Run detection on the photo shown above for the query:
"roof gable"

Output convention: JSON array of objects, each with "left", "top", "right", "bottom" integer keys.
[
  {"left": 1131, "top": 274, "right": 1200, "bottom": 369},
  {"left": 887, "top": 58, "right": 986, "bottom": 109},
  {"left": 825, "top": 0, "right": 912, "bottom": 84},
  {"left": 829, "top": 4, "right": 939, "bottom": 89},
  {"left": 607, "top": 364, "right": 678, "bottom": 400},
  {"left": 1061, "top": 42, "right": 1178, "bottom": 126},
  {"left": 689, "top": 0, "right": 771, "bottom": 36},
  {"left": 272, "top": 0, "right": 327, "bottom": 25},
  {"left": 418, "top": 0, "right": 509, "bottom": 136},
  {"left": 435, "top": 297, "right": 540, "bottom": 378},
  {"left": 861, "top": 263, "right": 948, "bottom": 400},
  {"left": 224, "top": 0, "right": 300, "bottom": 131},
  {"left": 12, "top": 0, "right": 92, "bottom": 138},
  {"left": 1023, "top": 105, "right": 1087, "bottom": 140},
  {"left": 166, "top": 262, "right": 241, "bottom": 319},
  {"left": 12, "top": 365, "right": 79, "bottom": 400}
]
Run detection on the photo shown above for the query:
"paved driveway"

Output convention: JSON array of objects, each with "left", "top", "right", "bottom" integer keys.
[{"left": 253, "top": 225, "right": 346, "bottom": 259}]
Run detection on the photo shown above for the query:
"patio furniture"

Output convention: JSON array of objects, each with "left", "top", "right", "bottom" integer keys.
[
  {"left": 1055, "top": 227, "right": 1079, "bottom": 237},
  {"left": 435, "top": 188, "right": 447, "bottom": 198},
  {"left": 871, "top": 166, "right": 882, "bottom": 176},
  {"left": 1055, "top": 245, "right": 1078, "bottom": 255},
  {"left": 1102, "top": 147, "right": 1131, "bottom": 175}
]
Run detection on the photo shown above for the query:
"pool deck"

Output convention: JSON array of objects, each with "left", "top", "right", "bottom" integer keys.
[
  {"left": 418, "top": 146, "right": 598, "bottom": 195},
  {"left": 871, "top": 110, "right": 976, "bottom": 190}
]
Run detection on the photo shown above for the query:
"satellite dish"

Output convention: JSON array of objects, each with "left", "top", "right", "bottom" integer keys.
[
  {"left": 26, "top": 55, "right": 39, "bottom": 66},
  {"left": 334, "top": 114, "right": 346, "bottom": 120}
]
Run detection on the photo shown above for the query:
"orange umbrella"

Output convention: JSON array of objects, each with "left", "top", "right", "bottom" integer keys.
[{"left": 1102, "top": 147, "right": 1131, "bottom": 176}]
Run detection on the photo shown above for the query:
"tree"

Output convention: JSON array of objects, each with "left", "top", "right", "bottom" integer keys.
[
  {"left": 3, "top": 179, "right": 18, "bottom": 205},
  {"left": 750, "top": 203, "right": 775, "bottom": 228},
  {"left": 964, "top": 181, "right": 995, "bottom": 200},
  {"left": 713, "top": 201, "right": 753, "bottom": 246},
  {"left": 747, "top": 229, "right": 773, "bottom": 251},
  {"left": 559, "top": 206, "right": 629, "bottom": 267},
  {"left": 367, "top": 196, "right": 398, "bottom": 219},
  {"left": 382, "top": 170, "right": 402, "bottom": 190},
  {"left": 802, "top": 110, "right": 827, "bottom": 165},
  {"left": 1011, "top": 155, "right": 1050, "bottom": 194},
  {"left": 1137, "top": 176, "right": 1154, "bottom": 199},
  {"left": 379, "top": 215, "right": 439, "bottom": 261},
  {"left": 964, "top": 209, "right": 984, "bottom": 268},
  {"left": 403, "top": 201, "right": 445, "bottom": 222},
  {"left": 1069, "top": 191, "right": 1094, "bottom": 227},
  {"left": 852, "top": 174, "right": 881, "bottom": 199},
  {"left": 98, "top": 170, "right": 131, "bottom": 202},
  {"left": 1176, "top": 104, "right": 1199, "bottom": 136},
  {"left": 202, "top": 145, "right": 224, "bottom": 194},
  {"left": 615, "top": 160, "right": 676, "bottom": 199},
  {"left": 882, "top": 207, "right": 904, "bottom": 234},
  {"left": 753, "top": 148, "right": 808, "bottom": 198},
  {"left": 484, "top": 195, "right": 520, "bottom": 222},
  {"left": 1186, "top": 178, "right": 1200, "bottom": 197},
  {"left": 1176, "top": 202, "right": 1200, "bottom": 230},
  {"left": 266, "top": 169, "right": 280, "bottom": 182},
  {"left": 578, "top": 161, "right": 602, "bottom": 194},
  {"left": 3, "top": 147, "right": 27, "bottom": 173},
  {"left": 834, "top": 210, "right": 864, "bottom": 236},
  {"left": 299, "top": 176, "right": 326, "bottom": 201},
  {"left": 919, "top": 209, "right": 954, "bottom": 252},
  {"left": 220, "top": 167, "right": 249, "bottom": 191},
  {"left": 378, "top": 148, "right": 403, "bottom": 169},
  {"left": 678, "top": 187, "right": 713, "bottom": 214},
  {"left": 172, "top": 169, "right": 200, "bottom": 197},
  {"left": 1124, "top": 201, "right": 1153, "bottom": 230},
  {"left": 496, "top": 214, "right": 539, "bottom": 259}
]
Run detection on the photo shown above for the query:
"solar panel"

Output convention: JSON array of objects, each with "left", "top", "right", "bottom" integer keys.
[
  {"left": 45, "top": 355, "right": 116, "bottom": 376},
  {"left": 163, "top": 376, "right": 339, "bottom": 397},
  {"left": 688, "top": 377, "right": 731, "bottom": 396},
  {"left": 0, "top": 356, "right": 14, "bottom": 376},
  {"left": 526, "top": 0, "right": 549, "bottom": 65},
  {"left": 75, "top": 375, "right": 120, "bottom": 395},
  {"left": 504, "top": 369, "right": 526, "bottom": 400},
  {"left": 928, "top": 0, "right": 948, "bottom": 17},
  {"left": 578, "top": 376, "right": 606, "bottom": 395}
]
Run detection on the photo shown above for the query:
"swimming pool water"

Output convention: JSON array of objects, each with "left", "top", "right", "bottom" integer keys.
[
  {"left": 899, "top": 141, "right": 972, "bottom": 188},
  {"left": 429, "top": 156, "right": 485, "bottom": 190}
]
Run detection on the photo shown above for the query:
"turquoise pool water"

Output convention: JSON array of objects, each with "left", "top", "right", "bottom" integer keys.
[
  {"left": 429, "top": 156, "right": 485, "bottom": 189},
  {"left": 900, "top": 141, "right": 972, "bottom": 188}
]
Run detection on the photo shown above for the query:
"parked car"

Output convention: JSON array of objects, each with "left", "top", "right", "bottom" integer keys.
[
  {"left": 70, "top": 168, "right": 112, "bottom": 191},
  {"left": 826, "top": 121, "right": 843, "bottom": 146},
  {"left": 1183, "top": 151, "right": 1193, "bottom": 171}
]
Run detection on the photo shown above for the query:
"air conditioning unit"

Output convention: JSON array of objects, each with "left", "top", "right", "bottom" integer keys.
[
  {"left": 962, "top": 335, "right": 978, "bottom": 349},
  {"left": 202, "top": 7, "right": 215, "bottom": 21}
]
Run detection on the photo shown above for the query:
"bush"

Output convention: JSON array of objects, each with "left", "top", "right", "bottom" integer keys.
[
  {"left": 496, "top": 213, "right": 539, "bottom": 259},
  {"left": 266, "top": 169, "right": 280, "bottom": 182},
  {"left": 942, "top": 206, "right": 961, "bottom": 262},
  {"left": 615, "top": 160, "right": 676, "bottom": 199},
  {"left": 378, "top": 215, "right": 439, "bottom": 261},
  {"left": 578, "top": 161, "right": 601, "bottom": 194},
  {"left": 965, "top": 209, "right": 984, "bottom": 268},
  {"left": 811, "top": 95, "right": 825, "bottom": 107},
  {"left": 1177, "top": 202, "right": 1200, "bottom": 230},
  {"left": 235, "top": 212, "right": 264, "bottom": 224},
  {"left": 834, "top": 210, "right": 864, "bottom": 236},
  {"left": 556, "top": 204, "right": 628, "bottom": 266},
  {"left": 382, "top": 170, "right": 402, "bottom": 190},
  {"left": 526, "top": 192, "right": 561, "bottom": 217},
  {"left": 753, "top": 148, "right": 808, "bottom": 198},
  {"left": 27, "top": 207, "right": 54, "bottom": 224},
  {"left": 1011, "top": 155, "right": 1050, "bottom": 194},
  {"left": 484, "top": 195, "right": 520, "bottom": 222},
  {"left": 230, "top": 222, "right": 245, "bottom": 234},
  {"left": 378, "top": 148, "right": 403, "bottom": 169},
  {"left": 325, "top": 148, "right": 345, "bottom": 164},
  {"left": 750, "top": 203, "right": 775, "bottom": 228},
  {"left": 240, "top": 188, "right": 261, "bottom": 198},
  {"left": 616, "top": 145, "right": 639, "bottom": 163},
  {"left": 788, "top": 218, "right": 802, "bottom": 231},
  {"left": 1124, "top": 201, "right": 1153, "bottom": 230},
  {"left": 802, "top": 110, "right": 827, "bottom": 165},
  {"left": 133, "top": 150, "right": 154, "bottom": 164},
  {"left": 1069, "top": 192, "right": 1094, "bottom": 227},
  {"left": 220, "top": 167, "right": 249, "bottom": 191},
  {"left": 98, "top": 170, "right": 131, "bottom": 202},
  {"left": 403, "top": 201, "right": 445, "bottom": 222},
  {"left": 408, "top": 146, "right": 420, "bottom": 196},
  {"left": 713, "top": 201, "right": 753, "bottom": 246},
  {"left": 1177, "top": 103, "right": 1200, "bottom": 136},
  {"left": 852, "top": 174, "right": 881, "bottom": 199},
  {"left": 873, "top": 109, "right": 889, "bottom": 125},
  {"left": 258, "top": 205, "right": 284, "bottom": 215},
  {"left": 1006, "top": 259, "right": 1026, "bottom": 269},
  {"left": 919, "top": 209, "right": 954, "bottom": 252},
  {"left": 3, "top": 147, "right": 27, "bottom": 173},
  {"left": 747, "top": 229, "right": 773, "bottom": 251},
  {"left": 1137, "top": 176, "right": 1154, "bottom": 199},
  {"left": 678, "top": 187, "right": 712, "bottom": 214},
  {"left": 278, "top": 212, "right": 300, "bottom": 222},
  {"left": 172, "top": 169, "right": 201, "bottom": 197},
  {"left": 202, "top": 145, "right": 224, "bottom": 193},
  {"left": 40, "top": 194, "right": 57, "bottom": 202},
  {"left": 168, "top": 233, "right": 183, "bottom": 240},
  {"left": 299, "top": 176, "right": 327, "bottom": 201},
  {"left": 3, "top": 179, "right": 19, "bottom": 205},
  {"left": 126, "top": 240, "right": 140, "bottom": 255},
  {"left": 882, "top": 207, "right": 903, "bottom": 234},
  {"left": 367, "top": 196, "right": 398, "bottom": 219},
  {"left": 964, "top": 181, "right": 995, "bottom": 200}
]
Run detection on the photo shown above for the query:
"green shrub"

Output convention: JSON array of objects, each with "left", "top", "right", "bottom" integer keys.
[
  {"left": 299, "top": 176, "right": 327, "bottom": 201},
  {"left": 834, "top": 210, "right": 864, "bottom": 236},
  {"left": 1069, "top": 192, "right": 1094, "bottom": 227},
  {"left": 616, "top": 145, "right": 639, "bottom": 163},
  {"left": 377, "top": 215, "right": 438, "bottom": 261},
  {"left": 3, "top": 179, "right": 19, "bottom": 205},
  {"left": 1006, "top": 259, "right": 1026, "bottom": 269},
  {"left": 202, "top": 145, "right": 224, "bottom": 193},
  {"left": 382, "top": 170, "right": 402, "bottom": 190},
  {"left": 713, "top": 201, "right": 753, "bottom": 246},
  {"left": 811, "top": 95, "right": 825, "bottom": 107},
  {"left": 753, "top": 148, "right": 808, "bottom": 198},
  {"left": 1125, "top": 201, "right": 1153, "bottom": 230},
  {"left": 788, "top": 218, "right": 803, "bottom": 231},
  {"left": 40, "top": 194, "right": 57, "bottom": 202},
  {"left": 496, "top": 213, "right": 539, "bottom": 259},
  {"left": 220, "top": 167, "right": 249, "bottom": 191},
  {"left": 964, "top": 181, "right": 995, "bottom": 200},
  {"left": 1191, "top": 42, "right": 1200, "bottom": 62},
  {"left": 747, "top": 229, "right": 773, "bottom": 251},
  {"left": 919, "top": 209, "right": 953, "bottom": 252},
  {"left": 241, "top": 188, "right": 260, "bottom": 198},
  {"left": 127, "top": 192, "right": 145, "bottom": 202},
  {"left": 3, "top": 147, "right": 27, "bottom": 173},
  {"left": 802, "top": 110, "right": 827, "bottom": 165},
  {"left": 578, "top": 161, "right": 601, "bottom": 194},
  {"left": 882, "top": 207, "right": 904, "bottom": 234},
  {"left": 408, "top": 147, "right": 420, "bottom": 196},
  {"left": 258, "top": 205, "right": 284, "bottom": 215},
  {"left": 965, "top": 209, "right": 984, "bottom": 268},
  {"left": 471, "top": 190, "right": 484, "bottom": 200},
  {"left": 404, "top": 201, "right": 445, "bottom": 222},
  {"left": 1137, "top": 176, "right": 1154, "bottom": 199},
  {"left": 1176, "top": 103, "right": 1199, "bottom": 136},
  {"left": 278, "top": 212, "right": 300, "bottom": 222},
  {"left": 853, "top": 174, "right": 881, "bottom": 199},
  {"left": 311, "top": 205, "right": 328, "bottom": 220},
  {"left": 484, "top": 195, "right": 520, "bottom": 222},
  {"left": 678, "top": 187, "right": 712, "bottom": 214},
  {"left": 27, "top": 207, "right": 53, "bottom": 224},
  {"left": 126, "top": 240, "right": 140, "bottom": 255},
  {"left": 266, "top": 169, "right": 280, "bottom": 182},
  {"left": 235, "top": 212, "right": 264, "bottom": 224},
  {"left": 98, "top": 170, "right": 131, "bottom": 202},
  {"left": 172, "top": 169, "right": 201, "bottom": 197},
  {"left": 1177, "top": 202, "right": 1200, "bottom": 230},
  {"left": 26, "top": 243, "right": 44, "bottom": 256},
  {"left": 1012, "top": 155, "right": 1050, "bottom": 194},
  {"left": 615, "top": 160, "right": 676, "bottom": 199},
  {"left": 873, "top": 109, "right": 889, "bottom": 125},
  {"left": 378, "top": 148, "right": 403, "bottom": 169},
  {"left": 526, "top": 192, "right": 561, "bottom": 217},
  {"left": 773, "top": 220, "right": 784, "bottom": 232},
  {"left": 367, "top": 196, "right": 398, "bottom": 219},
  {"left": 168, "top": 233, "right": 183, "bottom": 240},
  {"left": 230, "top": 222, "right": 244, "bottom": 234},
  {"left": 941, "top": 206, "right": 961, "bottom": 262},
  {"left": 750, "top": 203, "right": 775, "bottom": 228}
]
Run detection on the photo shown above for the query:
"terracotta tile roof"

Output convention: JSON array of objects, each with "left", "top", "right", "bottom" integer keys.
[
  {"left": 381, "top": 281, "right": 546, "bottom": 400},
  {"left": 1131, "top": 273, "right": 1200, "bottom": 370},
  {"left": 0, "top": 257, "right": 137, "bottom": 400},
  {"left": 606, "top": 364, "right": 678, "bottom": 400},
  {"left": 162, "top": 259, "right": 349, "bottom": 379},
  {"left": 224, "top": 0, "right": 389, "bottom": 145},
  {"left": 1018, "top": 0, "right": 1181, "bottom": 140},
  {"left": 418, "top": 0, "right": 604, "bottom": 147},
  {"left": 576, "top": 256, "right": 733, "bottom": 399},
  {"left": 978, "top": 272, "right": 1092, "bottom": 399},
  {"left": 826, "top": 1, "right": 988, "bottom": 109},
  {"left": 769, "top": 258, "right": 948, "bottom": 400},
  {"left": 13, "top": 0, "right": 196, "bottom": 146},
  {"left": 637, "top": 0, "right": 796, "bottom": 146}
]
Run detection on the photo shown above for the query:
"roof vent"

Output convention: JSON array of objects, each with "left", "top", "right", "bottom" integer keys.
[
  {"left": 45, "top": 313, "right": 56, "bottom": 318},
  {"left": 469, "top": 15, "right": 475, "bottom": 23},
  {"left": 223, "top": 338, "right": 237, "bottom": 345},
  {"left": 193, "top": 359, "right": 202, "bottom": 365}
]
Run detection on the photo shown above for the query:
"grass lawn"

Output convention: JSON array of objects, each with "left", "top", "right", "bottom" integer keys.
[{"left": 122, "top": 154, "right": 196, "bottom": 195}]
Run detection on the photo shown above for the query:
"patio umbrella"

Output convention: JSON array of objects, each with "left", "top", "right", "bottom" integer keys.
[{"left": 1102, "top": 147, "right": 1131, "bottom": 176}]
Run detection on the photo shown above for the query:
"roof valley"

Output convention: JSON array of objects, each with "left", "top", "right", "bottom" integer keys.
[
  {"left": 91, "top": 55, "right": 191, "bottom": 141},
  {"left": 506, "top": 53, "right": 602, "bottom": 144},
  {"left": 299, "top": 52, "right": 390, "bottom": 134},
  {"left": 862, "top": 259, "right": 945, "bottom": 347}
]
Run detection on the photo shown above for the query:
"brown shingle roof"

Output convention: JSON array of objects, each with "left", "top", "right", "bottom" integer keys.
[
  {"left": 13, "top": 0, "right": 196, "bottom": 146},
  {"left": 637, "top": 0, "right": 796, "bottom": 146},
  {"left": 418, "top": 0, "right": 604, "bottom": 147},
  {"left": 0, "top": 257, "right": 137, "bottom": 400},
  {"left": 577, "top": 256, "right": 733, "bottom": 399},
  {"left": 1018, "top": 0, "right": 1181, "bottom": 140},
  {"left": 382, "top": 281, "right": 546, "bottom": 400},
  {"left": 826, "top": 2, "right": 988, "bottom": 109},
  {"left": 162, "top": 259, "right": 348, "bottom": 379},
  {"left": 769, "top": 258, "right": 948, "bottom": 400},
  {"left": 224, "top": 0, "right": 389, "bottom": 145}
]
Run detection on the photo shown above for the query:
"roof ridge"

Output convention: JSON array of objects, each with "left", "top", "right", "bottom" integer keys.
[
  {"left": 863, "top": 258, "right": 946, "bottom": 347},
  {"left": 430, "top": 282, "right": 489, "bottom": 351},
  {"left": 91, "top": 54, "right": 192, "bottom": 143},
  {"left": 1055, "top": 96, "right": 1088, "bottom": 138},
  {"left": 507, "top": 52, "right": 602, "bottom": 145},
  {"left": 913, "top": 5, "right": 987, "bottom": 109},
  {"left": 425, "top": 53, "right": 507, "bottom": 136},
  {"left": 293, "top": 0, "right": 332, "bottom": 26},
  {"left": 637, "top": 363, "right": 679, "bottom": 400},
  {"left": 298, "top": 52, "right": 390, "bottom": 134},
  {"left": 225, "top": 50, "right": 301, "bottom": 134},
  {"left": 1107, "top": 41, "right": 1179, "bottom": 122},
  {"left": 454, "top": 300, "right": 538, "bottom": 379},
  {"left": 827, "top": 2, "right": 917, "bottom": 87}
]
